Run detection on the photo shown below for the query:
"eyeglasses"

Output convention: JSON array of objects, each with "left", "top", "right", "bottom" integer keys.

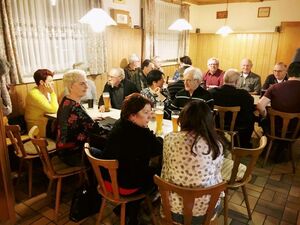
[
  {"left": 184, "top": 79, "right": 198, "bottom": 83},
  {"left": 273, "top": 70, "right": 283, "bottom": 73},
  {"left": 209, "top": 64, "right": 218, "bottom": 66}
]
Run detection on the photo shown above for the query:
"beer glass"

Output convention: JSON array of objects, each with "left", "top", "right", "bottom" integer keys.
[
  {"left": 171, "top": 110, "right": 180, "bottom": 132},
  {"left": 103, "top": 92, "right": 110, "bottom": 112},
  {"left": 155, "top": 102, "right": 164, "bottom": 135}
]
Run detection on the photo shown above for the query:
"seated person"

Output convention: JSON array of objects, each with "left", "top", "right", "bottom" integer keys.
[
  {"left": 203, "top": 57, "right": 224, "bottom": 89},
  {"left": 141, "top": 69, "right": 171, "bottom": 118},
  {"left": 151, "top": 56, "right": 163, "bottom": 72},
  {"left": 100, "top": 93, "right": 163, "bottom": 225},
  {"left": 209, "top": 69, "right": 255, "bottom": 148},
  {"left": 57, "top": 69, "right": 102, "bottom": 166},
  {"left": 130, "top": 59, "right": 154, "bottom": 91},
  {"left": 161, "top": 100, "right": 224, "bottom": 225},
  {"left": 25, "top": 69, "right": 58, "bottom": 137},
  {"left": 170, "top": 67, "right": 214, "bottom": 110},
  {"left": 173, "top": 56, "right": 192, "bottom": 81},
  {"left": 236, "top": 58, "right": 261, "bottom": 95},
  {"left": 262, "top": 62, "right": 288, "bottom": 90},
  {"left": 98, "top": 68, "right": 138, "bottom": 111},
  {"left": 0, "top": 57, "right": 12, "bottom": 123},
  {"left": 124, "top": 53, "right": 141, "bottom": 80}
]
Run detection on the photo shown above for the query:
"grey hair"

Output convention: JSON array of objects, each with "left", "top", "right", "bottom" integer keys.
[
  {"left": 63, "top": 69, "right": 86, "bottom": 92},
  {"left": 207, "top": 57, "right": 219, "bottom": 65},
  {"left": 128, "top": 54, "right": 140, "bottom": 63},
  {"left": 224, "top": 69, "right": 240, "bottom": 84},
  {"left": 241, "top": 58, "right": 253, "bottom": 66},
  {"left": 109, "top": 67, "right": 125, "bottom": 80},
  {"left": 184, "top": 67, "right": 203, "bottom": 81}
]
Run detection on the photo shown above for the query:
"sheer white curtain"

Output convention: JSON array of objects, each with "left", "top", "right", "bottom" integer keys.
[
  {"left": 154, "top": 0, "right": 180, "bottom": 62},
  {"left": 11, "top": 0, "right": 103, "bottom": 77}
]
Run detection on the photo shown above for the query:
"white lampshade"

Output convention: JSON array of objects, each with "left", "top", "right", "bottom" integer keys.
[
  {"left": 216, "top": 25, "right": 233, "bottom": 36},
  {"left": 50, "top": 0, "right": 56, "bottom": 6},
  {"left": 79, "top": 8, "right": 117, "bottom": 32},
  {"left": 168, "top": 19, "right": 192, "bottom": 31}
]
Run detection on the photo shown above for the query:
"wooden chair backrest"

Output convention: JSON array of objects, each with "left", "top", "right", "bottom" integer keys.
[
  {"left": 267, "top": 108, "right": 300, "bottom": 140},
  {"left": 31, "top": 138, "right": 56, "bottom": 178},
  {"left": 5, "top": 125, "right": 27, "bottom": 157},
  {"left": 153, "top": 175, "right": 227, "bottom": 225},
  {"left": 84, "top": 143, "right": 121, "bottom": 201},
  {"left": 228, "top": 136, "right": 267, "bottom": 185},
  {"left": 214, "top": 105, "right": 241, "bottom": 131}
]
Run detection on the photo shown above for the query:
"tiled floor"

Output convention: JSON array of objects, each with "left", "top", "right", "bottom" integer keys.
[{"left": 12, "top": 140, "right": 300, "bottom": 225}]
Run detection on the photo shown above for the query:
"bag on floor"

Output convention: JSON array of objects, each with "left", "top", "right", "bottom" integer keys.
[{"left": 69, "top": 183, "right": 102, "bottom": 222}]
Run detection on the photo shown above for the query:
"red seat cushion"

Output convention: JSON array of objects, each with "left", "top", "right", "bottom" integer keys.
[{"left": 104, "top": 181, "right": 139, "bottom": 196}]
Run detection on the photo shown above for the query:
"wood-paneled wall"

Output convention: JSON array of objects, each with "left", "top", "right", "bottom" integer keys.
[{"left": 189, "top": 32, "right": 279, "bottom": 82}]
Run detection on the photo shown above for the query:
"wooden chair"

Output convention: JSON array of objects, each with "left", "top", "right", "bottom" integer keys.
[
  {"left": 153, "top": 175, "right": 227, "bottom": 225},
  {"left": 263, "top": 108, "right": 300, "bottom": 173},
  {"left": 222, "top": 136, "right": 267, "bottom": 225},
  {"left": 84, "top": 143, "right": 158, "bottom": 225},
  {"left": 31, "top": 138, "right": 86, "bottom": 221},
  {"left": 5, "top": 125, "right": 56, "bottom": 197},
  {"left": 214, "top": 105, "right": 241, "bottom": 149}
]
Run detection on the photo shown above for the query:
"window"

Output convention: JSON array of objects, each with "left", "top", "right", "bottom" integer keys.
[
  {"left": 11, "top": 0, "right": 90, "bottom": 77},
  {"left": 154, "top": 0, "right": 180, "bottom": 62}
]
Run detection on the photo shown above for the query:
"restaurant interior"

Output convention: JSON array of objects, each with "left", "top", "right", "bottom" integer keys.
[{"left": 0, "top": 0, "right": 300, "bottom": 224}]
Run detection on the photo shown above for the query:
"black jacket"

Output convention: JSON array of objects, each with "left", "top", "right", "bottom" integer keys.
[{"left": 262, "top": 74, "right": 288, "bottom": 90}]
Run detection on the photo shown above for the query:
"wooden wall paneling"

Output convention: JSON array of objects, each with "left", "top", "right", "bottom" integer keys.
[
  {"left": 9, "top": 84, "right": 28, "bottom": 117},
  {"left": 162, "top": 64, "right": 178, "bottom": 79},
  {"left": 276, "top": 22, "right": 300, "bottom": 65}
]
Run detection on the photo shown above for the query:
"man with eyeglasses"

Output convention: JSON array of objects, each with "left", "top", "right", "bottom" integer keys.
[
  {"left": 262, "top": 62, "right": 288, "bottom": 90},
  {"left": 203, "top": 57, "right": 224, "bottom": 89},
  {"left": 169, "top": 67, "right": 214, "bottom": 110}
]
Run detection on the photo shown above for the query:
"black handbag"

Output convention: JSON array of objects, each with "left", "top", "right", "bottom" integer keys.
[{"left": 69, "top": 183, "right": 102, "bottom": 222}]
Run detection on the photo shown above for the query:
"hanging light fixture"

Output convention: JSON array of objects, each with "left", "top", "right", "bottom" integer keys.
[
  {"left": 79, "top": 8, "right": 117, "bottom": 32},
  {"left": 216, "top": 0, "right": 233, "bottom": 36},
  {"left": 50, "top": 0, "right": 57, "bottom": 6},
  {"left": 168, "top": 18, "right": 193, "bottom": 31}
]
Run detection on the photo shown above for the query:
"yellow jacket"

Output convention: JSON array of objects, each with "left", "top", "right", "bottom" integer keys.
[{"left": 25, "top": 87, "right": 58, "bottom": 137}]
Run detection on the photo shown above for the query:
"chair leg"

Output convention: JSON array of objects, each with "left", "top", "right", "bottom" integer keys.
[
  {"left": 223, "top": 189, "right": 228, "bottom": 225},
  {"left": 241, "top": 185, "right": 252, "bottom": 220},
  {"left": 120, "top": 203, "right": 126, "bottom": 225},
  {"left": 96, "top": 198, "right": 107, "bottom": 225},
  {"left": 54, "top": 178, "right": 62, "bottom": 222},
  {"left": 16, "top": 159, "right": 24, "bottom": 185},
  {"left": 288, "top": 142, "right": 296, "bottom": 174},
  {"left": 28, "top": 160, "right": 33, "bottom": 197},
  {"left": 263, "top": 140, "right": 273, "bottom": 167},
  {"left": 145, "top": 196, "right": 158, "bottom": 225}
]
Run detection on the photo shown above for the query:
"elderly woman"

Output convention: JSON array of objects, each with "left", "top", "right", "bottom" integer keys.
[
  {"left": 25, "top": 69, "right": 58, "bottom": 137},
  {"left": 161, "top": 100, "right": 224, "bottom": 224},
  {"left": 141, "top": 69, "right": 171, "bottom": 118},
  {"left": 0, "top": 58, "right": 12, "bottom": 121},
  {"left": 57, "top": 69, "right": 101, "bottom": 166},
  {"left": 98, "top": 68, "right": 138, "bottom": 112},
  {"left": 100, "top": 93, "right": 163, "bottom": 225}
]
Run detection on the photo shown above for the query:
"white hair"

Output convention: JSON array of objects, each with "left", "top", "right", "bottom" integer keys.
[
  {"left": 207, "top": 57, "right": 219, "bottom": 65},
  {"left": 184, "top": 67, "right": 203, "bottom": 81},
  {"left": 128, "top": 54, "right": 140, "bottom": 63},
  {"left": 63, "top": 69, "right": 86, "bottom": 92},
  {"left": 109, "top": 68, "right": 125, "bottom": 80}
]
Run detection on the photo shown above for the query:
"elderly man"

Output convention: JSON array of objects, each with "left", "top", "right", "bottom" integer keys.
[
  {"left": 203, "top": 57, "right": 224, "bottom": 89},
  {"left": 236, "top": 58, "right": 261, "bottom": 95},
  {"left": 262, "top": 62, "right": 288, "bottom": 90},
  {"left": 170, "top": 67, "right": 214, "bottom": 110},
  {"left": 98, "top": 68, "right": 138, "bottom": 111},
  {"left": 209, "top": 69, "right": 255, "bottom": 148},
  {"left": 124, "top": 53, "right": 141, "bottom": 80},
  {"left": 130, "top": 59, "right": 154, "bottom": 91}
]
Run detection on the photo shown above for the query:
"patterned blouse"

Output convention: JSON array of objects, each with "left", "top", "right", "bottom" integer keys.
[
  {"left": 56, "top": 96, "right": 96, "bottom": 151},
  {"left": 161, "top": 131, "right": 224, "bottom": 216}
]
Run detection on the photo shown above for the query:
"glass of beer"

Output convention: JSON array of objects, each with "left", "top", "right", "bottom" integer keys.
[
  {"left": 171, "top": 110, "right": 180, "bottom": 132},
  {"left": 103, "top": 92, "right": 110, "bottom": 112},
  {"left": 155, "top": 102, "right": 164, "bottom": 135}
]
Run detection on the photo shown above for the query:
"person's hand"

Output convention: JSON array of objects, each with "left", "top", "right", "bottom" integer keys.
[
  {"left": 44, "top": 82, "right": 54, "bottom": 93},
  {"left": 99, "top": 105, "right": 105, "bottom": 112},
  {"left": 153, "top": 87, "right": 161, "bottom": 95}
]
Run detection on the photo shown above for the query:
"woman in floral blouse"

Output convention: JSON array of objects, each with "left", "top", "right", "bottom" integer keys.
[
  {"left": 161, "top": 100, "right": 224, "bottom": 224},
  {"left": 56, "top": 69, "right": 100, "bottom": 166}
]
